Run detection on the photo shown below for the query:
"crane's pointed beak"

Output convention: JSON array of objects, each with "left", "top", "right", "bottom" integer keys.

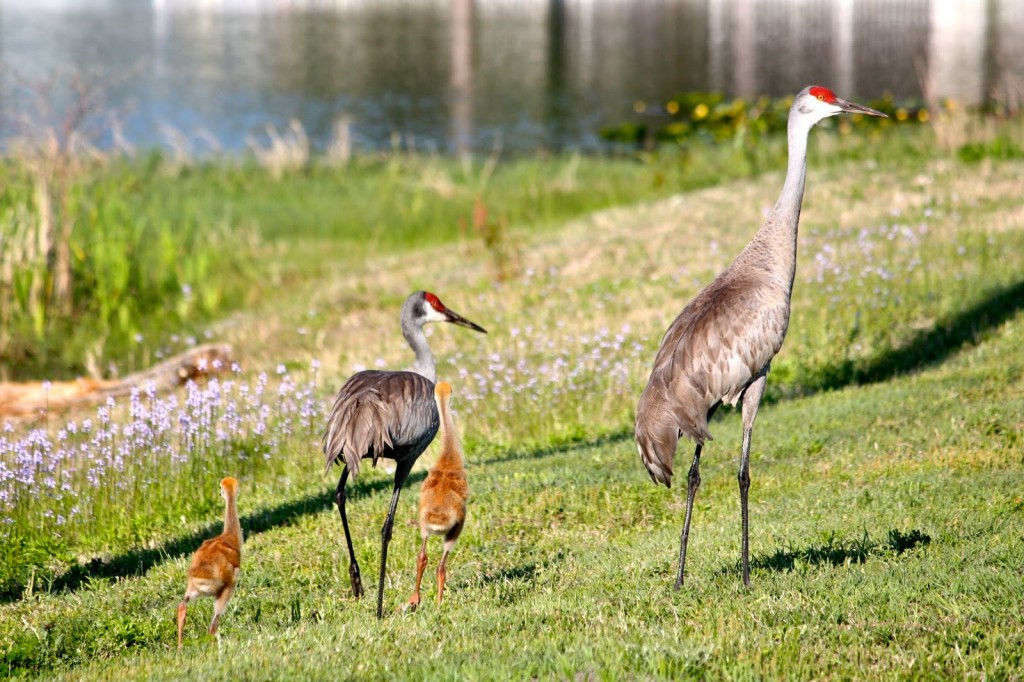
[
  {"left": 443, "top": 308, "right": 487, "bottom": 334},
  {"left": 836, "top": 98, "right": 888, "bottom": 118}
]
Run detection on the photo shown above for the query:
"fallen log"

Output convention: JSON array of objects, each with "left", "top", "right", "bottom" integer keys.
[{"left": 0, "top": 343, "right": 234, "bottom": 420}]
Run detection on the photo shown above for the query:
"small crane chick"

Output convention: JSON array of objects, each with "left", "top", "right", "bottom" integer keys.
[
  {"left": 177, "top": 477, "right": 243, "bottom": 648},
  {"left": 406, "top": 381, "right": 468, "bottom": 609}
]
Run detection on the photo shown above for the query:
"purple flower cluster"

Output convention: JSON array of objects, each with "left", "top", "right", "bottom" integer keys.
[
  {"left": 808, "top": 218, "right": 930, "bottom": 308},
  {"left": 787, "top": 202, "right": 1007, "bottom": 373},
  {"left": 0, "top": 362, "right": 324, "bottom": 543},
  {"left": 439, "top": 321, "right": 649, "bottom": 442}
]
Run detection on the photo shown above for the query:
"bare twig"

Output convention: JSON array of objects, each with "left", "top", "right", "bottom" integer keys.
[{"left": 0, "top": 344, "right": 234, "bottom": 421}]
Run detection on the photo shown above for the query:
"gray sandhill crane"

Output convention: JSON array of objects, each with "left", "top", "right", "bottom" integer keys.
[
  {"left": 323, "top": 291, "right": 486, "bottom": 618},
  {"left": 635, "top": 86, "right": 886, "bottom": 588}
]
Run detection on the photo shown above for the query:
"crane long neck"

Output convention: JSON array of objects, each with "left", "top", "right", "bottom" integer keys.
[
  {"left": 777, "top": 119, "right": 810, "bottom": 226},
  {"left": 740, "top": 115, "right": 812, "bottom": 293},
  {"left": 222, "top": 491, "right": 242, "bottom": 548},
  {"left": 403, "top": 320, "right": 436, "bottom": 383},
  {"left": 435, "top": 395, "right": 463, "bottom": 469}
]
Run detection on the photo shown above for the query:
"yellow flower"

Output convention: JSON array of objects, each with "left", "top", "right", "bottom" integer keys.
[
  {"left": 666, "top": 101, "right": 680, "bottom": 115},
  {"left": 633, "top": 100, "right": 647, "bottom": 113},
  {"left": 693, "top": 103, "right": 709, "bottom": 120}
]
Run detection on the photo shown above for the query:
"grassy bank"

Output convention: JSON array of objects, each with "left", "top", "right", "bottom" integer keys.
[
  {"left": 1, "top": 114, "right": 916, "bottom": 380},
  {"left": 1, "top": 115, "right": 1023, "bottom": 678},
  {"left": 23, "top": 347, "right": 1024, "bottom": 678}
]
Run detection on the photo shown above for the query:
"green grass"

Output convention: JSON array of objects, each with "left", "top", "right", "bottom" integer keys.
[
  {"left": 0, "top": 116, "right": 921, "bottom": 380},
  {"left": 0, "top": 159, "right": 254, "bottom": 379},
  {"left": 2, "top": 116, "right": 1024, "bottom": 678},
  {"left": 4, "top": 338, "right": 1022, "bottom": 678}
]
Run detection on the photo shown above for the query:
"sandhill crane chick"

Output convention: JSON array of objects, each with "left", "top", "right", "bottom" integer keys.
[
  {"left": 323, "top": 291, "right": 486, "bottom": 619},
  {"left": 407, "top": 382, "right": 468, "bottom": 610},
  {"left": 636, "top": 86, "right": 886, "bottom": 588},
  {"left": 177, "top": 477, "right": 243, "bottom": 648}
]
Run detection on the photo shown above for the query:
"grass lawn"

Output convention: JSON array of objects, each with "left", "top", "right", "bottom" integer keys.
[{"left": 2, "top": 117, "right": 1023, "bottom": 679}]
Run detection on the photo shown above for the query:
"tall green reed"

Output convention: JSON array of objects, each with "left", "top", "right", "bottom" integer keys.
[{"left": 0, "top": 161, "right": 252, "bottom": 379}]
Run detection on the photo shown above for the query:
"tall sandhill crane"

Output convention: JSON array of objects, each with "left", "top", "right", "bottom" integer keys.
[
  {"left": 635, "top": 86, "right": 886, "bottom": 588},
  {"left": 177, "top": 477, "right": 242, "bottom": 648},
  {"left": 323, "top": 291, "right": 486, "bottom": 618}
]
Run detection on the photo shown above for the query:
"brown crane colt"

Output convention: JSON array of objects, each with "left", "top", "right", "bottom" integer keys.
[
  {"left": 406, "top": 381, "right": 468, "bottom": 610},
  {"left": 177, "top": 477, "right": 243, "bottom": 647}
]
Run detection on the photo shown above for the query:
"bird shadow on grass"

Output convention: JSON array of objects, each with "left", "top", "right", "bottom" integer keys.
[
  {"left": 477, "top": 427, "right": 633, "bottom": 468},
  {"left": 473, "top": 562, "right": 543, "bottom": 605},
  {"left": 7, "top": 469, "right": 428, "bottom": 603},
  {"left": 18, "top": 436, "right": 599, "bottom": 604},
  {"left": 2, "top": 430, "right": 663, "bottom": 602},
  {"left": 43, "top": 428, "right": 628, "bottom": 600},
  {"left": 469, "top": 556, "right": 567, "bottom": 605},
  {"left": 476, "top": 561, "right": 542, "bottom": 585},
  {"left": 739, "top": 528, "right": 931, "bottom": 575},
  {"left": 793, "top": 279, "right": 1024, "bottom": 395}
]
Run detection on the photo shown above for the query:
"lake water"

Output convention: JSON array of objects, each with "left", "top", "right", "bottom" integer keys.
[{"left": 1, "top": 0, "right": 1022, "bottom": 155}]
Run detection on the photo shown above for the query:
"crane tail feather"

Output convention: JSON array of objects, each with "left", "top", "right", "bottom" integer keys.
[
  {"left": 636, "top": 381, "right": 711, "bottom": 489},
  {"left": 635, "top": 391, "right": 681, "bottom": 488},
  {"left": 322, "top": 386, "right": 394, "bottom": 477},
  {"left": 635, "top": 422, "right": 677, "bottom": 488}
]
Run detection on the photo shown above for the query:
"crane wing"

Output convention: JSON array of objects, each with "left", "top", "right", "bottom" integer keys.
[
  {"left": 657, "top": 274, "right": 790, "bottom": 409},
  {"left": 687, "top": 285, "right": 787, "bottom": 406},
  {"left": 322, "top": 370, "right": 439, "bottom": 476},
  {"left": 637, "top": 273, "right": 790, "bottom": 487}
]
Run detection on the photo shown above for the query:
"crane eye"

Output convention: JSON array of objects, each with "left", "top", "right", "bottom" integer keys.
[
  {"left": 424, "top": 292, "right": 445, "bottom": 312},
  {"left": 817, "top": 95, "right": 825, "bottom": 101}
]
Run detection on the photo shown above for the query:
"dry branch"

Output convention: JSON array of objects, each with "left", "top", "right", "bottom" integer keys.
[{"left": 0, "top": 343, "right": 233, "bottom": 420}]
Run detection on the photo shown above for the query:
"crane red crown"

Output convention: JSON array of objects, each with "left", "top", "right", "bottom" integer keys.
[
  {"left": 424, "top": 291, "right": 445, "bottom": 312},
  {"left": 809, "top": 86, "right": 837, "bottom": 103}
]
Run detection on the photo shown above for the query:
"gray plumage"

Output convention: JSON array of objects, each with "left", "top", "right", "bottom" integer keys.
[
  {"left": 636, "top": 252, "right": 793, "bottom": 485},
  {"left": 322, "top": 290, "right": 486, "bottom": 618},
  {"left": 635, "top": 86, "right": 886, "bottom": 588},
  {"left": 322, "top": 370, "right": 438, "bottom": 477}
]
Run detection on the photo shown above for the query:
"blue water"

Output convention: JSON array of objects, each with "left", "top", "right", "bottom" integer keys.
[{"left": 1, "top": 0, "right": 1020, "bottom": 155}]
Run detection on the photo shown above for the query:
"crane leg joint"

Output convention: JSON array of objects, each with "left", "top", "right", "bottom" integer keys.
[
  {"left": 687, "top": 460, "right": 701, "bottom": 492},
  {"left": 738, "top": 466, "right": 750, "bottom": 493}
]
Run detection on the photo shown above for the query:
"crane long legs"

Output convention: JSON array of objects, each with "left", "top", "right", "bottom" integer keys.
[
  {"left": 675, "top": 445, "right": 702, "bottom": 589},
  {"left": 376, "top": 460, "right": 414, "bottom": 619},
  {"left": 335, "top": 460, "right": 415, "bottom": 618},
  {"left": 436, "top": 522, "right": 463, "bottom": 605},
  {"left": 675, "top": 403, "right": 721, "bottom": 589},
  {"left": 334, "top": 466, "right": 364, "bottom": 598},
  {"left": 739, "top": 372, "right": 767, "bottom": 588},
  {"left": 407, "top": 522, "right": 463, "bottom": 609},
  {"left": 675, "top": 376, "right": 768, "bottom": 590},
  {"left": 407, "top": 536, "right": 430, "bottom": 610}
]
